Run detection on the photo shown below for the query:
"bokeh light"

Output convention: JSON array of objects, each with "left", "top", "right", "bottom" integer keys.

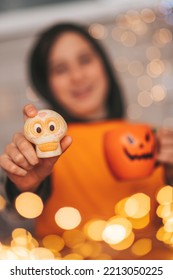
[
  {"left": 131, "top": 238, "right": 152, "bottom": 256},
  {"left": 110, "top": 232, "right": 135, "bottom": 251},
  {"left": 124, "top": 193, "right": 150, "bottom": 219},
  {"left": 156, "top": 185, "right": 173, "bottom": 205},
  {"left": 150, "top": 84, "right": 167, "bottom": 102},
  {"left": 15, "top": 192, "right": 43, "bottom": 219},
  {"left": 121, "top": 31, "right": 137, "bottom": 47},
  {"left": 147, "top": 59, "right": 165, "bottom": 77},
  {"left": 83, "top": 219, "right": 107, "bottom": 241},
  {"left": 0, "top": 195, "right": 6, "bottom": 211},
  {"left": 102, "top": 217, "right": 132, "bottom": 245},
  {"left": 42, "top": 234, "right": 65, "bottom": 253},
  {"left": 89, "top": 23, "right": 107, "bottom": 40},
  {"left": 153, "top": 28, "right": 172, "bottom": 47},
  {"left": 55, "top": 207, "right": 81, "bottom": 230},
  {"left": 138, "top": 91, "right": 153, "bottom": 107},
  {"left": 30, "top": 247, "right": 55, "bottom": 260},
  {"left": 62, "top": 229, "right": 85, "bottom": 249},
  {"left": 141, "top": 8, "right": 156, "bottom": 23}
]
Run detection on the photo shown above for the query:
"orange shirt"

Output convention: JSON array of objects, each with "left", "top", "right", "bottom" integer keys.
[
  {"left": 36, "top": 120, "right": 165, "bottom": 232},
  {"left": 36, "top": 120, "right": 170, "bottom": 259}
]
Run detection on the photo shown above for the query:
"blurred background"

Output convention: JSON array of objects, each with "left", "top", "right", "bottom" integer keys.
[{"left": 0, "top": 0, "right": 173, "bottom": 154}]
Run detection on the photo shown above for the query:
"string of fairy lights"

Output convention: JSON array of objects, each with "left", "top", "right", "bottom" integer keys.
[{"left": 0, "top": 4, "right": 173, "bottom": 259}]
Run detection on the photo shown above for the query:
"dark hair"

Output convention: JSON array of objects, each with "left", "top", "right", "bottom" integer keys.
[{"left": 28, "top": 22, "right": 125, "bottom": 122}]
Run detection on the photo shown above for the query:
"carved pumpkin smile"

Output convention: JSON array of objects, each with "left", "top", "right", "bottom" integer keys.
[
  {"left": 123, "top": 147, "right": 154, "bottom": 160},
  {"left": 104, "top": 123, "right": 157, "bottom": 180}
]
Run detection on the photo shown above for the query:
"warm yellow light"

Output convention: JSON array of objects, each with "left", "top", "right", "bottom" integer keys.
[
  {"left": 15, "top": 192, "right": 43, "bottom": 219},
  {"left": 102, "top": 224, "right": 126, "bottom": 245},
  {"left": 77, "top": 241, "right": 102, "bottom": 259},
  {"left": 55, "top": 207, "right": 81, "bottom": 230},
  {"left": 3, "top": 249, "right": 19, "bottom": 260},
  {"left": 114, "top": 198, "right": 129, "bottom": 217},
  {"left": 156, "top": 186, "right": 173, "bottom": 205},
  {"left": 42, "top": 234, "right": 65, "bottom": 253},
  {"left": 156, "top": 204, "right": 172, "bottom": 218},
  {"left": 30, "top": 247, "right": 54, "bottom": 260},
  {"left": 125, "top": 193, "right": 150, "bottom": 218},
  {"left": 83, "top": 219, "right": 107, "bottom": 241},
  {"left": 73, "top": 241, "right": 100, "bottom": 258},
  {"left": 128, "top": 213, "right": 150, "bottom": 229},
  {"left": 0, "top": 195, "right": 6, "bottom": 211},
  {"left": 63, "top": 253, "right": 83, "bottom": 260},
  {"left": 156, "top": 226, "right": 172, "bottom": 242},
  {"left": 62, "top": 229, "right": 86, "bottom": 249},
  {"left": 95, "top": 253, "right": 112, "bottom": 260},
  {"left": 131, "top": 238, "right": 152, "bottom": 256},
  {"left": 164, "top": 217, "right": 173, "bottom": 232},
  {"left": 110, "top": 232, "right": 135, "bottom": 251},
  {"left": 102, "top": 217, "right": 132, "bottom": 244},
  {"left": 11, "top": 246, "right": 30, "bottom": 259}
]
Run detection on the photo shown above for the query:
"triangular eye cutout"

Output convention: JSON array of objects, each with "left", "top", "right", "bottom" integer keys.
[{"left": 126, "top": 134, "right": 135, "bottom": 144}]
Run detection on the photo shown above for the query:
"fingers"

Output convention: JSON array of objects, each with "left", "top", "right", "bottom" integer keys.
[
  {"left": 0, "top": 154, "right": 27, "bottom": 176},
  {"left": 61, "top": 135, "right": 73, "bottom": 153},
  {"left": 0, "top": 133, "right": 39, "bottom": 176},
  {"left": 40, "top": 135, "right": 72, "bottom": 167},
  {"left": 23, "top": 104, "right": 38, "bottom": 121},
  {"left": 13, "top": 133, "right": 39, "bottom": 165}
]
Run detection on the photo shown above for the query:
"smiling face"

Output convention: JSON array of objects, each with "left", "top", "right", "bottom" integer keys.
[
  {"left": 24, "top": 109, "right": 67, "bottom": 158},
  {"left": 104, "top": 124, "right": 156, "bottom": 180},
  {"left": 47, "top": 32, "right": 109, "bottom": 121}
]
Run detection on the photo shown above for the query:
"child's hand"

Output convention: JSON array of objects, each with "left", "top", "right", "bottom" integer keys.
[{"left": 0, "top": 104, "right": 72, "bottom": 192}]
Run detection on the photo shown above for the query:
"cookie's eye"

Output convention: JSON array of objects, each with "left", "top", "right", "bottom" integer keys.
[
  {"left": 48, "top": 121, "right": 56, "bottom": 132},
  {"left": 34, "top": 123, "right": 42, "bottom": 134}
]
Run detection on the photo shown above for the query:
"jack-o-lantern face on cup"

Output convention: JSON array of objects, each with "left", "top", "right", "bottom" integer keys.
[{"left": 104, "top": 123, "right": 157, "bottom": 180}]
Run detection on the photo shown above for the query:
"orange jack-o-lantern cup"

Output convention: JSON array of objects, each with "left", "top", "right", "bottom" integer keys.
[{"left": 104, "top": 123, "right": 157, "bottom": 181}]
